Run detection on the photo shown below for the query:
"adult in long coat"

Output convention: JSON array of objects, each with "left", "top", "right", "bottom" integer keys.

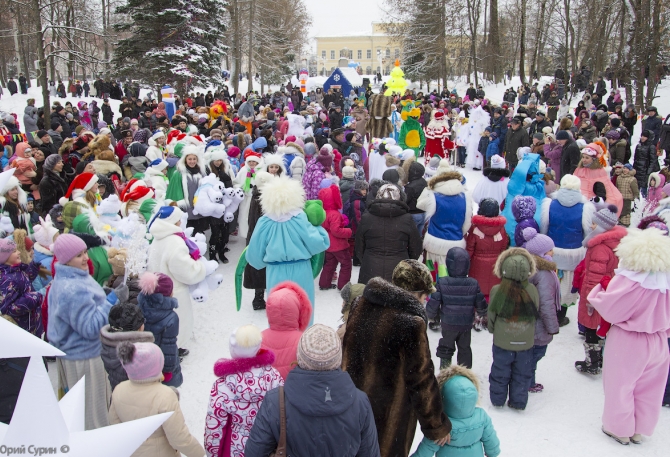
[
  {"left": 342, "top": 276, "right": 452, "bottom": 457},
  {"left": 355, "top": 183, "right": 422, "bottom": 284},
  {"left": 246, "top": 177, "right": 330, "bottom": 322}
]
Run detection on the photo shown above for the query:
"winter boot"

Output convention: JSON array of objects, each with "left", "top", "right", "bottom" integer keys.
[
  {"left": 630, "top": 434, "right": 642, "bottom": 444},
  {"left": 575, "top": 342, "right": 602, "bottom": 375},
  {"left": 208, "top": 244, "right": 219, "bottom": 263},
  {"left": 218, "top": 248, "right": 229, "bottom": 264},
  {"left": 439, "top": 358, "right": 451, "bottom": 369},
  {"left": 558, "top": 316, "right": 570, "bottom": 327},
  {"left": 428, "top": 317, "right": 441, "bottom": 332},
  {"left": 602, "top": 427, "right": 630, "bottom": 445},
  {"left": 252, "top": 289, "right": 266, "bottom": 310}
]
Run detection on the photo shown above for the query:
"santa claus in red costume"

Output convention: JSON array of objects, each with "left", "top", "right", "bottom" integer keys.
[{"left": 424, "top": 110, "right": 454, "bottom": 164}]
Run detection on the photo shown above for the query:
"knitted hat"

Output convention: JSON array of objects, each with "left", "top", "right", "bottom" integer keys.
[
  {"left": 59, "top": 172, "right": 98, "bottom": 206},
  {"left": 560, "top": 174, "right": 581, "bottom": 191},
  {"left": 354, "top": 180, "right": 369, "bottom": 191},
  {"left": 581, "top": 146, "right": 598, "bottom": 157},
  {"left": 0, "top": 238, "right": 16, "bottom": 264},
  {"left": 592, "top": 204, "right": 619, "bottom": 231},
  {"left": 108, "top": 303, "right": 145, "bottom": 332},
  {"left": 297, "top": 324, "right": 342, "bottom": 371},
  {"left": 303, "top": 142, "right": 317, "bottom": 158},
  {"left": 227, "top": 146, "right": 241, "bottom": 158},
  {"left": 229, "top": 325, "right": 262, "bottom": 359},
  {"left": 522, "top": 227, "right": 555, "bottom": 256},
  {"left": 605, "top": 130, "right": 620, "bottom": 140},
  {"left": 138, "top": 271, "right": 173, "bottom": 297},
  {"left": 342, "top": 166, "right": 356, "bottom": 179},
  {"left": 623, "top": 163, "right": 633, "bottom": 171},
  {"left": 151, "top": 130, "right": 165, "bottom": 141},
  {"left": 490, "top": 132, "right": 498, "bottom": 140},
  {"left": 490, "top": 155, "right": 505, "bottom": 169},
  {"left": 532, "top": 133, "right": 544, "bottom": 141},
  {"left": 392, "top": 259, "right": 436, "bottom": 294},
  {"left": 36, "top": 129, "right": 49, "bottom": 139},
  {"left": 50, "top": 121, "right": 61, "bottom": 131},
  {"left": 117, "top": 342, "right": 164, "bottom": 383},
  {"left": 556, "top": 130, "right": 571, "bottom": 141},
  {"left": 43, "top": 154, "right": 62, "bottom": 171},
  {"left": 511, "top": 196, "right": 536, "bottom": 221},
  {"left": 478, "top": 198, "right": 500, "bottom": 217},
  {"left": 376, "top": 183, "right": 401, "bottom": 200},
  {"left": 316, "top": 146, "right": 334, "bottom": 169},
  {"left": 53, "top": 233, "right": 87, "bottom": 265}
]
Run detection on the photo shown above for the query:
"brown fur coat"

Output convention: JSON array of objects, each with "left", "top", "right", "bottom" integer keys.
[{"left": 342, "top": 277, "right": 451, "bottom": 457}]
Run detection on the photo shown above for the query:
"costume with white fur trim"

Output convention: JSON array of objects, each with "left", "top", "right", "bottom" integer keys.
[
  {"left": 424, "top": 111, "right": 454, "bottom": 161},
  {"left": 588, "top": 228, "right": 670, "bottom": 439},
  {"left": 147, "top": 206, "right": 211, "bottom": 341},
  {"left": 146, "top": 132, "right": 166, "bottom": 162},
  {"left": 165, "top": 143, "right": 207, "bottom": 220},
  {"left": 182, "top": 227, "right": 223, "bottom": 302},
  {"left": 472, "top": 157, "right": 510, "bottom": 206},
  {"left": 417, "top": 171, "right": 472, "bottom": 279},
  {"left": 0, "top": 175, "right": 30, "bottom": 232},
  {"left": 280, "top": 142, "right": 305, "bottom": 180},
  {"left": 144, "top": 160, "right": 169, "bottom": 202},
  {"left": 119, "top": 179, "right": 155, "bottom": 218},
  {"left": 234, "top": 152, "right": 264, "bottom": 239},
  {"left": 246, "top": 177, "right": 330, "bottom": 323}
]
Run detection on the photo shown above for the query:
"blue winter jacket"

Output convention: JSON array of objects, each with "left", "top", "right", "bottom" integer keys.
[
  {"left": 137, "top": 292, "right": 183, "bottom": 387},
  {"left": 245, "top": 368, "right": 380, "bottom": 457},
  {"left": 412, "top": 374, "right": 500, "bottom": 457},
  {"left": 427, "top": 248, "right": 487, "bottom": 331},
  {"left": 485, "top": 137, "right": 501, "bottom": 161},
  {"left": 47, "top": 263, "right": 115, "bottom": 360}
]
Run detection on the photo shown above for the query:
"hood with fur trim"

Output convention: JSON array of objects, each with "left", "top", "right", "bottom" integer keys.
[
  {"left": 283, "top": 142, "right": 304, "bottom": 157},
  {"left": 362, "top": 277, "right": 427, "bottom": 322},
  {"left": 532, "top": 254, "right": 557, "bottom": 271},
  {"left": 428, "top": 171, "right": 464, "bottom": 196},
  {"left": 176, "top": 143, "right": 207, "bottom": 176},
  {"left": 262, "top": 153, "right": 287, "bottom": 176},
  {"left": 385, "top": 154, "right": 401, "bottom": 168},
  {"left": 259, "top": 176, "right": 306, "bottom": 220},
  {"left": 649, "top": 171, "right": 665, "bottom": 189},
  {"left": 0, "top": 175, "right": 28, "bottom": 207},
  {"left": 436, "top": 365, "right": 480, "bottom": 420},
  {"left": 494, "top": 247, "right": 537, "bottom": 279},
  {"left": 213, "top": 348, "right": 275, "bottom": 378},
  {"left": 616, "top": 228, "right": 670, "bottom": 272},
  {"left": 318, "top": 184, "right": 343, "bottom": 211},
  {"left": 266, "top": 280, "right": 312, "bottom": 332}
]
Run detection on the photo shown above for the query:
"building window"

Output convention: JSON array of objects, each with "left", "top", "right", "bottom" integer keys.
[
  {"left": 357, "top": 50, "right": 362, "bottom": 59},
  {"left": 367, "top": 49, "right": 372, "bottom": 59},
  {"left": 385, "top": 65, "right": 391, "bottom": 75},
  {"left": 395, "top": 49, "right": 400, "bottom": 58},
  {"left": 385, "top": 48, "right": 390, "bottom": 58},
  {"left": 366, "top": 66, "right": 372, "bottom": 74},
  {"left": 322, "top": 50, "right": 326, "bottom": 59}
]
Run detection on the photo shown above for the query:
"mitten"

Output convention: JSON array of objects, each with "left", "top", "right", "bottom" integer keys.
[
  {"left": 114, "top": 284, "right": 130, "bottom": 304},
  {"left": 162, "top": 372, "right": 173, "bottom": 383},
  {"left": 599, "top": 275, "right": 612, "bottom": 290},
  {"left": 341, "top": 214, "right": 350, "bottom": 228}
]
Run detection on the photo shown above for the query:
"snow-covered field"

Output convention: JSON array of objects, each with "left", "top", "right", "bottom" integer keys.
[{"left": 3, "top": 78, "right": 669, "bottom": 456}]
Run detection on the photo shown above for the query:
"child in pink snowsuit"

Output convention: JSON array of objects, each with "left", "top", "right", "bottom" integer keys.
[{"left": 589, "top": 226, "right": 670, "bottom": 445}]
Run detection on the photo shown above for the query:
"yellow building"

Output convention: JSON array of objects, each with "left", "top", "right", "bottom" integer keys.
[{"left": 315, "top": 22, "right": 401, "bottom": 76}]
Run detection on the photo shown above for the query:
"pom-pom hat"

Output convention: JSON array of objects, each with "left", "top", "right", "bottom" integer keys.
[
  {"left": 53, "top": 233, "right": 87, "bottom": 265},
  {"left": 229, "top": 325, "right": 262, "bottom": 359},
  {"left": 297, "top": 324, "right": 342, "bottom": 371},
  {"left": 117, "top": 341, "right": 164, "bottom": 383},
  {"left": 59, "top": 172, "right": 98, "bottom": 206}
]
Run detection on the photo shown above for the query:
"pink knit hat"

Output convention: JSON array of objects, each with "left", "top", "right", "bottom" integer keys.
[
  {"left": 0, "top": 238, "right": 17, "bottom": 264},
  {"left": 53, "top": 234, "right": 87, "bottom": 265},
  {"left": 117, "top": 341, "right": 164, "bottom": 383}
]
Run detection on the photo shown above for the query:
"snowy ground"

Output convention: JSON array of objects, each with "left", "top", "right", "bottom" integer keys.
[{"left": 4, "top": 79, "right": 669, "bottom": 455}]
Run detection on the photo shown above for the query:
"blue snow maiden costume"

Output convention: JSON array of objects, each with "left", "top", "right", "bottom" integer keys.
[
  {"left": 501, "top": 153, "right": 546, "bottom": 246},
  {"left": 246, "top": 177, "right": 330, "bottom": 325}
]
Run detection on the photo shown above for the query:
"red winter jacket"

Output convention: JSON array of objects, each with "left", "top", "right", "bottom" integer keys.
[
  {"left": 319, "top": 185, "right": 352, "bottom": 252},
  {"left": 465, "top": 215, "right": 509, "bottom": 299}
]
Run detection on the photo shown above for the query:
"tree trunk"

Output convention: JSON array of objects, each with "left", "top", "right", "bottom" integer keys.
[
  {"left": 519, "top": 0, "right": 526, "bottom": 83},
  {"left": 645, "top": 0, "right": 661, "bottom": 107},
  {"left": 231, "top": 0, "right": 241, "bottom": 95},
  {"left": 488, "top": 0, "right": 501, "bottom": 82},
  {"left": 247, "top": 0, "right": 255, "bottom": 93},
  {"left": 32, "top": 0, "right": 50, "bottom": 110}
]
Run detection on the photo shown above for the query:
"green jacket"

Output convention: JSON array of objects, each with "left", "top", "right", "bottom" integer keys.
[
  {"left": 72, "top": 213, "right": 113, "bottom": 286},
  {"left": 487, "top": 282, "right": 539, "bottom": 351}
]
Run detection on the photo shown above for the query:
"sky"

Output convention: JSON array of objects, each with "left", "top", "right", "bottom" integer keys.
[{"left": 303, "top": 0, "right": 383, "bottom": 41}]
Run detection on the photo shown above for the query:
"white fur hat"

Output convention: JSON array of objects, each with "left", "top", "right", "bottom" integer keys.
[
  {"left": 539, "top": 160, "right": 547, "bottom": 174},
  {"left": 576, "top": 139, "right": 587, "bottom": 149},
  {"left": 229, "top": 325, "right": 262, "bottom": 359},
  {"left": 436, "top": 159, "right": 452, "bottom": 176},
  {"left": 205, "top": 146, "right": 228, "bottom": 163},
  {"left": 560, "top": 174, "right": 581, "bottom": 191}
]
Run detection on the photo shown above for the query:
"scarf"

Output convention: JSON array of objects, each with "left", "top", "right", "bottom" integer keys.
[
  {"left": 243, "top": 167, "right": 256, "bottom": 193},
  {"left": 174, "top": 232, "right": 201, "bottom": 260},
  {"left": 185, "top": 163, "right": 201, "bottom": 176},
  {"left": 489, "top": 278, "right": 540, "bottom": 322}
]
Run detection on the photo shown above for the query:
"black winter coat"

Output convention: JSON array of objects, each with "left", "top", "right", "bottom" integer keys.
[
  {"left": 50, "top": 112, "right": 72, "bottom": 140},
  {"left": 7, "top": 80, "right": 18, "bottom": 94},
  {"left": 504, "top": 127, "right": 530, "bottom": 167},
  {"left": 643, "top": 114, "right": 662, "bottom": 145},
  {"left": 137, "top": 292, "right": 183, "bottom": 387},
  {"left": 426, "top": 248, "right": 486, "bottom": 331},
  {"left": 560, "top": 139, "right": 581, "bottom": 180},
  {"left": 355, "top": 199, "right": 422, "bottom": 284},
  {"left": 99, "top": 325, "right": 155, "bottom": 391},
  {"left": 246, "top": 368, "right": 380, "bottom": 457},
  {"left": 404, "top": 162, "right": 427, "bottom": 214},
  {"left": 0, "top": 357, "right": 29, "bottom": 423},
  {"left": 633, "top": 133, "right": 660, "bottom": 189},
  {"left": 244, "top": 186, "right": 266, "bottom": 289},
  {"left": 659, "top": 119, "right": 670, "bottom": 153},
  {"left": 101, "top": 104, "right": 114, "bottom": 125}
]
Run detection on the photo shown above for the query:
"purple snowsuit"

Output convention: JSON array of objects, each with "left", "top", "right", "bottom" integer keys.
[
  {"left": 302, "top": 157, "right": 327, "bottom": 200},
  {"left": 0, "top": 261, "right": 43, "bottom": 335},
  {"left": 513, "top": 196, "right": 540, "bottom": 247}
]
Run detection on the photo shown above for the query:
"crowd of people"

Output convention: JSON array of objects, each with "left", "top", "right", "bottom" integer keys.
[{"left": 1, "top": 72, "right": 670, "bottom": 456}]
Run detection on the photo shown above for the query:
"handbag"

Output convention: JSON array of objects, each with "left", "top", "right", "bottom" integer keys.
[{"left": 270, "top": 386, "right": 287, "bottom": 457}]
